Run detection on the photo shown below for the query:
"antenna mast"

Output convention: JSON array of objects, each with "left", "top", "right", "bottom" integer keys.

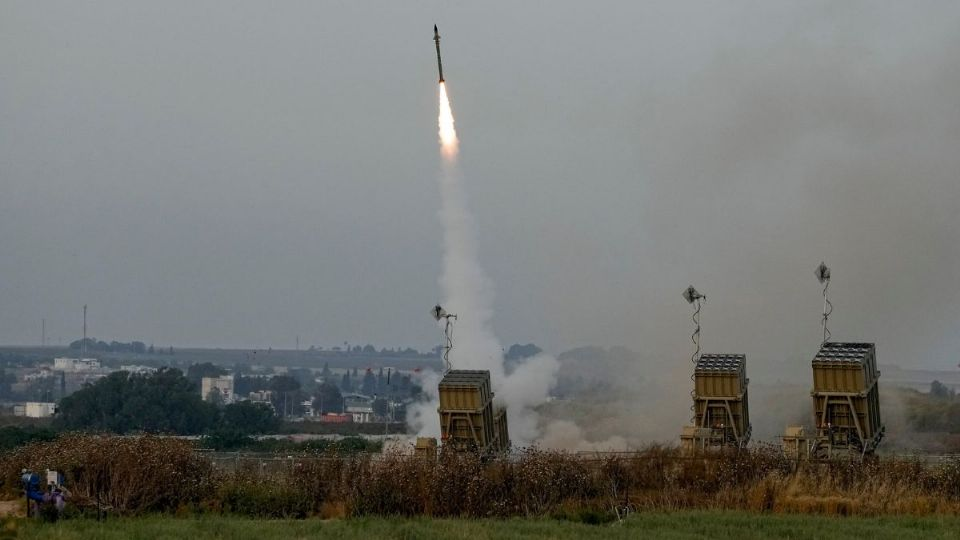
[
  {"left": 431, "top": 304, "right": 458, "bottom": 373},
  {"left": 815, "top": 262, "right": 832, "bottom": 345},
  {"left": 683, "top": 285, "right": 706, "bottom": 425},
  {"left": 683, "top": 285, "right": 706, "bottom": 364}
]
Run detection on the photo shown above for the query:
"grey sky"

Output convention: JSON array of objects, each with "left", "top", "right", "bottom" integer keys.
[{"left": 2, "top": 2, "right": 958, "bottom": 372}]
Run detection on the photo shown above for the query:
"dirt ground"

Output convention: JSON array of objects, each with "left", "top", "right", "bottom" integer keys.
[{"left": 0, "top": 500, "right": 24, "bottom": 518}]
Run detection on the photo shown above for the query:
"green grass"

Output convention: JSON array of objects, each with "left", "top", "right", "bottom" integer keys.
[{"left": 10, "top": 511, "right": 960, "bottom": 540}]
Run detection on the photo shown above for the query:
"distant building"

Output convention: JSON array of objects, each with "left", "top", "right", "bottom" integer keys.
[
  {"left": 300, "top": 399, "right": 315, "bottom": 417},
  {"left": 119, "top": 365, "right": 156, "bottom": 375},
  {"left": 23, "top": 367, "right": 55, "bottom": 381},
  {"left": 53, "top": 358, "right": 100, "bottom": 372},
  {"left": 247, "top": 390, "right": 272, "bottom": 402},
  {"left": 201, "top": 375, "right": 235, "bottom": 404},
  {"left": 346, "top": 404, "right": 373, "bottom": 423},
  {"left": 343, "top": 394, "right": 374, "bottom": 423},
  {"left": 245, "top": 390, "right": 274, "bottom": 411},
  {"left": 15, "top": 402, "right": 57, "bottom": 418}
]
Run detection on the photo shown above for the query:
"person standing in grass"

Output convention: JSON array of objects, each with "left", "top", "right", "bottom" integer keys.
[{"left": 51, "top": 485, "right": 69, "bottom": 516}]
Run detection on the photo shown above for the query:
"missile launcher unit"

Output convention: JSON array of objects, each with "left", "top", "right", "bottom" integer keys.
[
  {"left": 809, "top": 342, "right": 884, "bottom": 457},
  {"left": 681, "top": 353, "right": 751, "bottom": 450},
  {"left": 438, "top": 369, "right": 510, "bottom": 454}
]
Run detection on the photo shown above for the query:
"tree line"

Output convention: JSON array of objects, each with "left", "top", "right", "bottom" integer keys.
[
  {"left": 69, "top": 337, "right": 174, "bottom": 355},
  {"left": 56, "top": 368, "right": 276, "bottom": 436}
]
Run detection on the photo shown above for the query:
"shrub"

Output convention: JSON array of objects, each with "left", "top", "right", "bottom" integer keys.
[{"left": 0, "top": 434, "right": 213, "bottom": 514}]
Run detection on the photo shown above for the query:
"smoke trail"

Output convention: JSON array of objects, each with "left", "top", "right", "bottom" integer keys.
[
  {"left": 420, "top": 82, "right": 558, "bottom": 446},
  {"left": 436, "top": 83, "right": 501, "bottom": 369}
]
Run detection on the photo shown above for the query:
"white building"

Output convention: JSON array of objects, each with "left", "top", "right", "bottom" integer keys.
[
  {"left": 301, "top": 399, "right": 315, "bottom": 417},
  {"left": 344, "top": 394, "right": 375, "bottom": 423},
  {"left": 23, "top": 367, "right": 55, "bottom": 381},
  {"left": 53, "top": 358, "right": 101, "bottom": 371},
  {"left": 119, "top": 365, "right": 157, "bottom": 375},
  {"left": 201, "top": 375, "right": 235, "bottom": 404},
  {"left": 15, "top": 402, "right": 57, "bottom": 418},
  {"left": 247, "top": 390, "right": 273, "bottom": 403},
  {"left": 346, "top": 404, "right": 373, "bottom": 423}
]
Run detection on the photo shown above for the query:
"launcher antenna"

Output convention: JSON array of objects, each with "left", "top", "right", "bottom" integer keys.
[
  {"left": 815, "top": 262, "right": 833, "bottom": 345},
  {"left": 683, "top": 285, "right": 706, "bottom": 425},
  {"left": 431, "top": 305, "right": 458, "bottom": 373},
  {"left": 682, "top": 285, "right": 706, "bottom": 364}
]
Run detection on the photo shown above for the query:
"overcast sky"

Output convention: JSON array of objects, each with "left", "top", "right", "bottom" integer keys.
[{"left": 2, "top": 2, "right": 958, "bottom": 372}]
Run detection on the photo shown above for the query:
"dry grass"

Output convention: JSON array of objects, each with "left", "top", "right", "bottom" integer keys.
[
  {"left": 2, "top": 436, "right": 959, "bottom": 518},
  {"left": 0, "top": 435, "right": 213, "bottom": 514}
]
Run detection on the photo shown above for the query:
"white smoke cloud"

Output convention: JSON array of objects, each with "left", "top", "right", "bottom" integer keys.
[
  {"left": 412, "top": 83, "right": 558, "bottom": 447},
  {"left": 538, "top": 419, "right": 629, "bottom": 452},
  {"left": 406, "top": 368, "right": 442, "bottom": 439}
]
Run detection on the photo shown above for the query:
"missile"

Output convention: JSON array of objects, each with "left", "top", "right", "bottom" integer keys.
[{"left": 433, "top": 24, "right": 444, "bottom": 83}]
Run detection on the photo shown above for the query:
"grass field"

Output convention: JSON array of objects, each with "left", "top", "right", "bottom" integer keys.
[{"left": 9, "top": 511, "right": 960, "bottom": 540}]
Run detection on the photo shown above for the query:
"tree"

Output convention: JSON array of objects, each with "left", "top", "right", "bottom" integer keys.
[
  {"left": 69, "top": 338, "right": 101, "bottom": 352},
  {"left": 269, "top": 375, "right": 301, "bottom": 418},
  {"left": 377, "top": 367, "right": 386, "bottom": 394},
  {"left": 313, "top": 382, "right": 344, "bottom": 415},
  {"left": 206, "top": 388, "right": 226, "bottom": 408},
  {"left": 222, "top": 401, "right": 278, "bottom": 434},
  {"left": 186, "top": 362, "right": 226, "bottom": 385},
  {"left": 55, "top": 368, "right": 218, "bottom": 434},
  {"left": 288, "top": 368, "right": 316, "bottom": 394},
  {"left": 340, "top": 372, "right": 353, "bottom": 392},
  {"left": 321, "top": 362, "right": 332, "bottom": 382},
  {"left": 931, "top": 380, "right": 954, "bottom": 399},
  {"left": 360, "top": 369, "right": 376, "bottom": 396},
  {"left": 372, "top": 397, "right": 389, "bottom": 418},
  {"left": 0, "top": 369, "right": 15, "bottom": 399},
  {"left": 235, "top": 374, "right": 270, "bottom": 397}
]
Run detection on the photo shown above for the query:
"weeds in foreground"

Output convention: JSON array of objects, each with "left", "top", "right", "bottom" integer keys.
[{"left": 1, "top": 436, "right": 959, "bottom": 518}]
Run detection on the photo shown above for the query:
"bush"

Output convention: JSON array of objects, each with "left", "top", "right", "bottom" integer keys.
[
  {"left": 0, "top": 435, "right": 213, "bottom": 514},
  {"left": 0, "top": 425, "right": 57, "bottom": 451},
  {"left": 218, "top": 474, "right": 312, "bottom": 518}
]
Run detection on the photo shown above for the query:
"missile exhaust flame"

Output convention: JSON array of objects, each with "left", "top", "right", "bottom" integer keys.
[{"left": 438, "top": 82, "right": 458, "bottom": 159}]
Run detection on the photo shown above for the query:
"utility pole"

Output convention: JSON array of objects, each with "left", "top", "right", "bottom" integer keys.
[{"left": 81, "top": 305, "right": 87, "bottom": 357}]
